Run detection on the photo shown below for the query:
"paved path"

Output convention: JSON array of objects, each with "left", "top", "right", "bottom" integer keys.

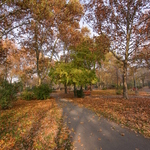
[{"left": 56, "top": 97, "right": 150, "bottom": 150}]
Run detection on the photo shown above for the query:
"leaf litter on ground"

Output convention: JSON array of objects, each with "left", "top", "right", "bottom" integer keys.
[
  {"left": 71, "top": 97, "right": 150, "bottom": 138},
  {"left": 0, "top": 99, "right": 72, "bottom": 150}
]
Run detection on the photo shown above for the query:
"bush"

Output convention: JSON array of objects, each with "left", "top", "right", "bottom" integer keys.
[
  {"left": 21, "top": 91, "right": 35, "bottom": 100},
  {"left": 14, "top": 81, "right": 23, "bottom": 92},
  {"left": 0, "top": 80, "right": 17, "bottom": 109},
  {"left": 33, "top": 84, "right": 52, "bottom": 100},
  {"left": 127, "top": 83, "right": 133, "bottom": 89},
  {"left": 109, "top": 84, "right": 116, "bottom": 89},
  {"left": 0, "top": 96, "right": 10, "bottom": 109},
  {"left": 102, "top": 87, "right": 107, "bottom": 90},
  {"left": 76, "top": 89, "right": 84, "bottom": 98},
  {"left": 116, "top": 89, "right": 122, "bottom": 95},
  {"left": 137, "top": 85, "right": 142, "bottom": 89}
]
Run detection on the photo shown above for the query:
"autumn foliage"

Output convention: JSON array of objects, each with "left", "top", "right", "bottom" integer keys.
[{"left": 0, "top": 99, "right": 71, "bottom": 149}]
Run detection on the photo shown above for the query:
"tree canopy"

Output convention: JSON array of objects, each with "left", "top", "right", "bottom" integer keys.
[
  {"left": 84, "top": 0, "right": 150, "bottom": 99},
  {"left": 0, "top": 0, "right": 149, "bottom": 99}
]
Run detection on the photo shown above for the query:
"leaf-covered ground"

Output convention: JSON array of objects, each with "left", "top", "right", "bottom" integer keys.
[
  {"left": 0, "top": 99, "right": 72, "bottom": 150},
  {"left": 57, "top": 90, "right": 150, "bottom": 138},
  {"left": 71, "top": 97, "right": 150, "bottom": 138},
  {"left": 91, "top": 89, "right": 150, "bottom": 96}
]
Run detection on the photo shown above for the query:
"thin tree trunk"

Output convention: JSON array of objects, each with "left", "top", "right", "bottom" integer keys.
[
  {"left": 133, "top": 73, "right": 138, "bottom": 95},
  {"left": 35, "top": 22, "right": 41, "bottom": 86},
  {"left": 65, "top": 82, "right": 67, "bottom": 94},
  {"left": 74, "top": 83, "right": 77, "bottom": 97},
  {"left": 38, "top": 76, "right": 41, "bottom": 86},
  {"left": 10, "top": 76, "right": 12, "bottom": 84},
  {"left": 116, "top": 68, "right": 118, "bottom": 89},
  {"left": 90, "top": 83, "right": 92, "bottom": 91},
  {"left": 59, "top": 83, "right": 61, "bottom": 91}
]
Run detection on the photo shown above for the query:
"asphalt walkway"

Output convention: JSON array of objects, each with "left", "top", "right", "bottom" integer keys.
[{"left": 56, "top": 97, "right": 150, "bottom": 150}]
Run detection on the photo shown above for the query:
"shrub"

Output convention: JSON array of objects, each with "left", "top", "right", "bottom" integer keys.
[
  {"left": 116, "top": 89, "right": 122, "bottom": 95},
  {"left": 33, "top": 84, "right": 52, "bottom": 100},
  {"left": 137, "top": 85, "right": 142, "bottom": 89},
  {"left": 0, "top": 80, "right": 17, "bottom": 109},
  {"left": 76, "top": 89, "right": 84, "bottom": 98},
  {"left": 127, "top": 83, "right": 133, "bottom": 89},
  {"left": 102, "top": 87, "right": 107, "bottom": 90},
  {"left": 110, "top": 84, "right": 116, "bottom": 89},
  {"left": 14, "top": 81, "right": 23, "bottom": 92},
  {"left": 21, "top": 91, "right": 35, "bottom": 100}
]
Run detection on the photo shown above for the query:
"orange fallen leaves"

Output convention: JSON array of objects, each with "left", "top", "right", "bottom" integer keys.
[
  {"left": 0, "top": 99, "right": 68, "bottom": 149},
  {"left": 72, "top": 97, "right": 150, "bottom": 138}
]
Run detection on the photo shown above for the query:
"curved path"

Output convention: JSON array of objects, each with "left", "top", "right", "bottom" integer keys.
[{"left": 54, "top": 95, "right": 150, "bottom": 150}]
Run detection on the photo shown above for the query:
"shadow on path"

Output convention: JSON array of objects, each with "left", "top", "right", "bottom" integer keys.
[{"left": 53, "top": 94, "right": 150, "bottom": 150}]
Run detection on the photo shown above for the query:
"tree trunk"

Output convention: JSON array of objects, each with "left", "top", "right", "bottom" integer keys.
[
  {"left": 37, "top": 55, "right": 41, "bottom": 86},
  {"left": 123, "top": 62, "right": 129, "bottom": 99},
  {"left": 80, "top": 85, "right": 83, "bottom": 90},
  {"left": 59, "top": 83, "right": 61, "bottom": 91},
  {"left": 74, "top": 83, "right": 77, "bottom": 97},
  {"left": 90, "top": 83, "right": 92, "bottom": 91},
  {"left": 38, "top": 76, "right": 41, "bottom": 86},
  {"left": 65, "top": 82, "right": 67, "bottom": 94},
  {"left": 35, "top": 22, "right": 41, "bottom": 86},
  {"left": 116, "top": 68, "right": 118, "bottom": 89},
  {"left": 133, "top": 73, "right": 138, "bottom": 95},
  {"left": 134, "top": 79, "right": 135, "bottom": 88}
]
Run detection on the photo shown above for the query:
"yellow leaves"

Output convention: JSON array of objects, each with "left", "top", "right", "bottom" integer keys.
[{"left": 0, "top": 139, "right": 5, "bottom": 146}]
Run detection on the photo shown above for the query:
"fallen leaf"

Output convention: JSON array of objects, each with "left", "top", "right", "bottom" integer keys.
[{"left": 121, "top": 133, "right": 125, "bottom": 136}]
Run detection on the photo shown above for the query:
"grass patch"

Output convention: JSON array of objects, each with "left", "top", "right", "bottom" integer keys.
[{"left": 0, "top": 99, "right": 71, "bottom": 149}]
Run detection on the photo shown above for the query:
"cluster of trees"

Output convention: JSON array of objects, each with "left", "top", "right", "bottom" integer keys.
[
  {"left": 0, "top": 0, "right": 83, "bottom": 85},
  {"left": 96, "top": 52, "right": 150, "bottom": 91},
  {"left": 0, "top": 0, "right": 149, "bottom": 100},
  {"left": 84, "top": 0, "right": 150, "bottom": 98},
  {"left": 49, "top": 34, "right": 110, "bottom": 95}
]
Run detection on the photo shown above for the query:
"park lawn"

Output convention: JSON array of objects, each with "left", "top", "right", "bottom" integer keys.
[
  {"left": 91, "top": 89, "right": 150, "bottom": 96},
  {"left": 91, "top": 89, "right": 136, "bottom": 96},
  {"left": 91, "top": 89, "right": 117, "bottom": 96},
  {"left": 72, "top": 97, "right": 150, "bottom": 138},
  {"left": 0, "top": 99, "right": 71, "bottom": 150}
]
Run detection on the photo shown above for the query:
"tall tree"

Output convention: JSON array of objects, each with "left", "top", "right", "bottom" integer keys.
[
  {"left": 0, "top": 39, "right": 20, "bottom": 81},
  {"left": 85, "top": 0, "right": 150, "bottom": 99},
  {"left": 19, "top": 0, "right": 83, "bottom": 85}
]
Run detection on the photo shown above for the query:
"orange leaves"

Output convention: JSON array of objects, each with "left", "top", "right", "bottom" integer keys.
[
  {"left": 0, "top": 99, "right": 64, "bottom": 149},
  {"left": 72, "top": 96, "right": 150, "bottom": 138}
]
